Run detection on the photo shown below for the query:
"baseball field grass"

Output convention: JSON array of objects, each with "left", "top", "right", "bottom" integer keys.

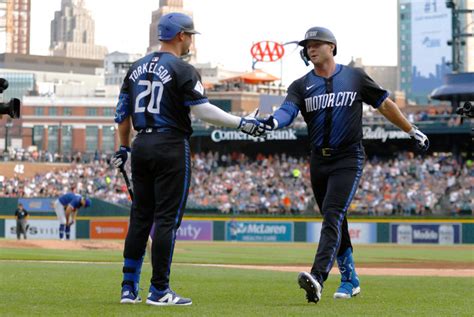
[{"left": 1, "top": 242, "right": 473, "bottom": 316}]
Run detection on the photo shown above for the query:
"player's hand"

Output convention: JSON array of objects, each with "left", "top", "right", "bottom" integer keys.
[
  {"left": 239, "top": 117, "right": 265, "bottom": 137},
  {"left": 257, "top": 115, "right": 278, "bottom": 132},
  {"left": 408, "top": 126, "right": 429, "bottom": 152},
  {"left": 112, "top": 145, "right": 131, "bottom": 170}
]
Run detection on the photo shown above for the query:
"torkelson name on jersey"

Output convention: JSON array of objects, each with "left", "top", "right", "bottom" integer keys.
[{"left": 129, "top": 62, "right": 172, "bottom": 85}]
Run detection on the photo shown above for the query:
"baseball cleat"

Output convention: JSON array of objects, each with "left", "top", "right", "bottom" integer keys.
[
  {"left": 120, "top": 285, "right": 142, "bottom": 304},
  {"left": 334, "top": 248, "right": 360, "bottom": 299},
  {"left": 298, "top": 271, "right": 322, "bottom": 304},
  {"left": 146, "top": 286, "right": 192, "bottom": 306},
  {"left": 333, "top": 282, "right": 361, "bottom": 299}
]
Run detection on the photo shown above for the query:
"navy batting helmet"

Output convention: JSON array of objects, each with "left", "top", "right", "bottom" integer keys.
[
  {"left": 158, "top": 12, "right": 200, "bottom": 41},
  {"left": 298, "top": 26, "right": 337, "bottom": 56}
]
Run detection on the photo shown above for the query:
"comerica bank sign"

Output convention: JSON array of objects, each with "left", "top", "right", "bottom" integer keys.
[
  {"left": 209, "top": 127, "right": 409, "bottom": 143},
  {"left": 211, "top": 129, "right": 298, "bottom": 143}
]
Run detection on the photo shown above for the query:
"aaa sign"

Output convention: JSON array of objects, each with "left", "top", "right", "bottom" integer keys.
[{"left": 250, "top": 41, "right": 285, "bottom": 62}]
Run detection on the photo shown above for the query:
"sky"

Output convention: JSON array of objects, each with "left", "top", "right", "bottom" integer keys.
[{"left": 30, "top": 0, "right": 398, "bottom": 86}]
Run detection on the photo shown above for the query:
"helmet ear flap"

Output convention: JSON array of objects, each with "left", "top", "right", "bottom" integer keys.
[{"left": 300, "top": 48, "right": 310, "bottom": 66}]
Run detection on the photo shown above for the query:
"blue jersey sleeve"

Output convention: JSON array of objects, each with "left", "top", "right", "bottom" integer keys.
[
  {"left": 356, "top": 68, "right": 389, "bottom": 108},
  {"left": 273, "top": 102, "right": 299, "bottom": 129},
  {"left": 114, "top": 93, "right": 131, "bottom": 123},
  {"left": 114, "top": 70, "right": 132, "bottom": 123},
  {"left": 177, "top": 64, "right": 209, "bottom": 107}
]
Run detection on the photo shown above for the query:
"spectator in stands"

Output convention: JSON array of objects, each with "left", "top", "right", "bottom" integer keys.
[{"left": 0, "top": 151, "right": 471, "bottom": 217}]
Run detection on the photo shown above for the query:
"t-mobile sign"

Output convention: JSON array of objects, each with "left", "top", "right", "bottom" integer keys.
[{"left": 176, "top": 221, "right": 213, "bottom": 241}]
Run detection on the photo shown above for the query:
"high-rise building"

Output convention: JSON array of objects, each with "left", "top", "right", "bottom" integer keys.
[
  {"left": 50, "top": 0, "right": 107, "bottom": 60},
  {"left": 147, "top": 0, "right": 197, "bottom": 62},
  {"left": 398, "top": 0, "right": 472, "bottom": 105},
  {"left": 0, "top": 0, "right": 30, "bottom": 54}
]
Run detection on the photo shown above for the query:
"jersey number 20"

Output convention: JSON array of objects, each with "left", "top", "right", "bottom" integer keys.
[{"left": 135, "top": 80, "right": 164, "bottom": 114}]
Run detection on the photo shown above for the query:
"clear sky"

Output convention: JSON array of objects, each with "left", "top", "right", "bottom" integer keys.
[{"left": 30, "top": 0, "right": 398, "bottom": 86}]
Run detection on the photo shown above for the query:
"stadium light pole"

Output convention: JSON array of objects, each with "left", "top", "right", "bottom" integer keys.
[{"left": 445, "top": 0, "right": 474, "bottom": 72}]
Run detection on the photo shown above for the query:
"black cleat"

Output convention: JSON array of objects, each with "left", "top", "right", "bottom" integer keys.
[{"left": 298, "top": 271, "right": 322, "bottom": 304}]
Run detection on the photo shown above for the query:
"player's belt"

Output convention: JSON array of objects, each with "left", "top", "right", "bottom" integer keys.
[
  {"left": 137, "top": 127, "right": 172, "bottom": 134},
  {"left": 137, "top": 127, "right": 189, "bottom": 138},
  {"left": 313, "top": 142, "right": 361, "bottom": 157}
]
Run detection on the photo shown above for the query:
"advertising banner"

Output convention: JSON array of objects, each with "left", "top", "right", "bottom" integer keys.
[
  {"left": 5, "top": 219, "right": 76, "bottom": 240},
  {"left": 18, "top": 198, "right": 55, "bottom": 213},
  {"left": 306, "top": 222, "right": 377, "bottom": 244},
  {"left": 176, "top": 220, "right": 213, "bottom": 241},
  {"left": 90, "top": 220, "right": 128, "bottom": 239},
  {"left": 390, "top": 224, "right": 461, "bottom": 244},
  {"left": 225, "top": 221, "right": 293, "bottom": 242}
]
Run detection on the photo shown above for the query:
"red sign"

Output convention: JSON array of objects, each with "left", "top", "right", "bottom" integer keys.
[
  {"left": 250, "top": 41, "right": 285, "bottom": 62},
  {"left": 90, "top": 220, "right": 129, "bottom": 239}
]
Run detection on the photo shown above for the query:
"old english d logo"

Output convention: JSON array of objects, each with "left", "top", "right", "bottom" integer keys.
[{"left": 250, "top": 41, "right": 285, "bottom": 62}]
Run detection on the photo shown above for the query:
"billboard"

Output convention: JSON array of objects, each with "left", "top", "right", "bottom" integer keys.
[
  {"left": 307, "top": 222, "right": 377, "bottom": 244},
  {"left": 176, "top": 220, "right": 213, "bottom": 241},
  {"left": 18, "top": 198, "right": 55, "bottom": 213},
  {"left": 225, "top": 221, "right": 293, "bottom": 242},
  {"left": 390, "top": 223, "right": 461, "bottom": 244},
  {"left": 90, "top": 220, "right": 128, "bottom": 239},
  {"left": 411, "top": 0, "right": 451, "bottom": 101},
  {"left": 5, "top": 219, "right": 76, "bottom": 240}
]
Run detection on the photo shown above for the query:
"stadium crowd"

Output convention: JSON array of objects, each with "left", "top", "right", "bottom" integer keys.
[{"left": 0, "top": 151, "right": 472, "bottom": 216}]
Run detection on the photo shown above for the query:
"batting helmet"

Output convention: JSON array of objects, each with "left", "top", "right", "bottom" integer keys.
[
  {"left": 298, "top": 26, "right": 337, "bottom": 56},
  {"left": 158, "top": 12, "right": 200, "bottom": 41}
]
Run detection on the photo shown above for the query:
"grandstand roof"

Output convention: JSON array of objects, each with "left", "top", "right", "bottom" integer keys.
[{"left": 430, "top": 72, "right": 474, "bottom": 101}]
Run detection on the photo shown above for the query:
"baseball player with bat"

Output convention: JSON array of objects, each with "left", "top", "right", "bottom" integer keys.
[
  {"left": 112, "top": 12, "right": 264, "bottom": 306},
  {"left": 257, "top": 26, "right": 429, "bottom": 303}
]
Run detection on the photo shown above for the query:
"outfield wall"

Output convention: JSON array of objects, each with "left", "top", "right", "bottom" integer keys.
[{"left": 1, "top": 216, "right": 473, "bottom": 244}]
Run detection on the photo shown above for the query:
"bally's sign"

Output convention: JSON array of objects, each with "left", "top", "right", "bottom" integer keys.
[
  {"left": 211, "top": 129, "right": 298, "bottom": 143},
  {"left": 363, "top": 126, "right": 410, "bottom": 142}
]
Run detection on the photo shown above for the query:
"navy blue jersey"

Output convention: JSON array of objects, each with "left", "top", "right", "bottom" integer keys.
[
  {"left": 282, "top": 64, "right": 388, "bottom": 148},
  {"left": 114, "top": 52, "right": 209, "bottom": 136}
]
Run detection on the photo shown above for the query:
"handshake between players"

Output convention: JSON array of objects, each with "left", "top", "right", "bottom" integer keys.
[
  {"left": 240, "top": 107, "right": 430, "bottom": 153},
  {"left": 238, "top": 109, "right": 278, "bottom": 138}
]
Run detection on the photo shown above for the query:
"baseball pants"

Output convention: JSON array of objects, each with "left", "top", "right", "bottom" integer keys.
[
  {"left": 309, "top": 146, "right": 365, "bottom": 282},
  {"left": 123, "top": 132, "right": 191, "bottom": 290},
  {"left": 54, "top": 199, "right": 66, "bottom": 224}
]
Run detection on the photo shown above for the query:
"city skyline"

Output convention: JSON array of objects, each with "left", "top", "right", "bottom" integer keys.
[{"left": 30, "top": 0, "right": 398, "bottom": 86}]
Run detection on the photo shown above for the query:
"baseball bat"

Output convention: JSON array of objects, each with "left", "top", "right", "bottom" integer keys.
[
  {"left": 119, "top": 167, "right": 153, "bottom": 264},
  {"left": 120, "top": 167, "right": 134, "bottom": 201}
]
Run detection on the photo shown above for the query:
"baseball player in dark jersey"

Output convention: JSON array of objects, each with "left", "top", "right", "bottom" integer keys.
[
  {"left": 258, "top": 26, "right": 429, "bottom": 303},
  {"left": 112, "top": 12, "right": 263, "bottom": 306}
]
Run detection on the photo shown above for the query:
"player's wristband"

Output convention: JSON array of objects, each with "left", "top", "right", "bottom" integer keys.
[{"left": 407, "top": 125, "right": 417, "bottom": 137}]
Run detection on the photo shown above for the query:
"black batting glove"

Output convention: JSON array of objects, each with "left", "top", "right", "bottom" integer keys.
[
  {"left": 408, "top": 126, "right": 429, "bottom": 152},
  {"left": 112, "top": 145, "right": 131, "bottom": 170}
]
